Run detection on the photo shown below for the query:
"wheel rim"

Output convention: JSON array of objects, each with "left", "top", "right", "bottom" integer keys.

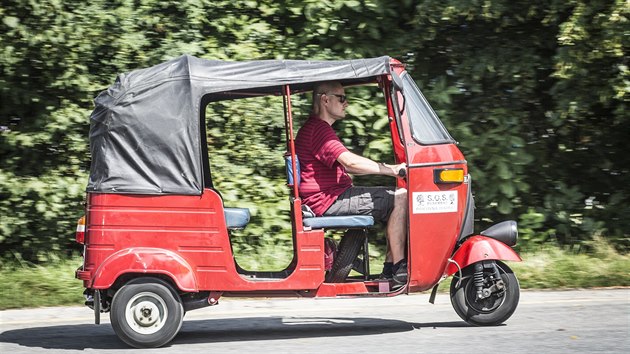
[
  {"left": 124, "top": 291, "right": 169, "bottom": 335},
  {"left": 463, "top": 271, "right": 506, "bottom": 313}
]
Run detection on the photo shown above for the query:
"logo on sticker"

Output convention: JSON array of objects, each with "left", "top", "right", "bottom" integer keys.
[
  {"left": 412, "top": 191, "right": 458, "bottom": 214},
  {"left": 416, "top": 193, "right": 425, "bottom": 205}
]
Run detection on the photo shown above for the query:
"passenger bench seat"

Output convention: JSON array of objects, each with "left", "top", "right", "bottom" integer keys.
[{"left": 224, "top": 208, "right": 250, "bottom": 229}]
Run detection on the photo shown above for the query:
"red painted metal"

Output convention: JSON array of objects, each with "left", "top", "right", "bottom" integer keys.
[
  {"left": 284, "top": 85, "right": 300, "bottom": 200},
  {"left": 83, "top": 189, "right": 325, "bottom": 292},
  {"left": 314, "top": 282, "right": 369, "bottom": 297},
  {"left": 381, "top": 78, "right": 407, "bottom": 184},
  {"left": 405, "top": 157, "right": 468, "bottom": 292},
  {"left": 444, "top": 236, "right": 523, "bottom": 276},
  {"left": 91, "top": 248, "right": 198, "bottom": 291}
]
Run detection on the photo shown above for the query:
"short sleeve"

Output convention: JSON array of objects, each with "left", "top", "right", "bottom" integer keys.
[{"left": 313, "top": 126, "right": 349, "bottom": 168}]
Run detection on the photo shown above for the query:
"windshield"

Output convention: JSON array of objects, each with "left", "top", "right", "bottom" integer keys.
[{"left": 402, "top": 73, "right": 455, "bottom": 145}]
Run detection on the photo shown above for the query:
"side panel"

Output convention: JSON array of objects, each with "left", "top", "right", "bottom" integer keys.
[
  {"left": 84, "top": 189, "right": 231, "bottom": 290},
  {"left": 445, "top": 236, "right": 522, "bottom": 276},
  {"left": 84, "top": 189, "right": 325, "bottom": 292}
]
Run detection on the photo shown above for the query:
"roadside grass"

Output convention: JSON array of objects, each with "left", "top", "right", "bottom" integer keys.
[
  {"left": 511, "top": 240, "right": 630, "bottom": 289},
  {"left": 1, "top": 240, "right": 628, "bottom": 310},
  {"left": 0, "top": 256, "right": 85, "bottom": 310}
]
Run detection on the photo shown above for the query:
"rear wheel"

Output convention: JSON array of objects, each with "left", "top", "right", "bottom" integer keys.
[
  {"left": 450, "top": 261, "right": 519, "bottom": 326},
  {"left": 110, "top": 278, "right": 184, "bottom": 348},
  {"left": 325, "top": 229, "right": 365, "bottom": 283}
]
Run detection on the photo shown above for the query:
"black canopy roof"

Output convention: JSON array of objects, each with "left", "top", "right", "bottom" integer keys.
[{"left": 87, "top": 55, "right": 393, "bottom": 195}]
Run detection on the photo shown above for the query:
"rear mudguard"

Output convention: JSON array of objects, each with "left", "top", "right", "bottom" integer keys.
[
  {"left": 91, "top": 247, "right": 198, "bottom": 292},
  {"left": 445, "top": 235, "right": 521, "bottom": 276}
]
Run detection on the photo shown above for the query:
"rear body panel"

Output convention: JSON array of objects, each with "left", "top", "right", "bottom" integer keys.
[{"left": 82, "top": 189, "right": 325, "bottom": 292}]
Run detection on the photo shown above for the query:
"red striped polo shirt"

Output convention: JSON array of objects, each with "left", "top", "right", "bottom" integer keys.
[{"left": 295, "top": 115, "right": 352, "bottom": 216}]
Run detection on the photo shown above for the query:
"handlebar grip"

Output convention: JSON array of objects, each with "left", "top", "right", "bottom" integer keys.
[{"left": 398, "top": 168, "right": 407, "bottom": 178}]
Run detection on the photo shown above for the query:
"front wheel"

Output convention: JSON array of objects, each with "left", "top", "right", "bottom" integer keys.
[
  {"left": 450, "top": 260, "right": 520, "bottom": 326},
  {"left": 110, "top": 278, "right": 184, "bottom": 348}
]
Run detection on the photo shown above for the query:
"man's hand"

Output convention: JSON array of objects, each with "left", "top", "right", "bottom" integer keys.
[
  {"left": 380, "top": 162, "right": 406, "bottom": 177},
  {"left": 390, "top": 163, "right": 407, "bottom": 178}
]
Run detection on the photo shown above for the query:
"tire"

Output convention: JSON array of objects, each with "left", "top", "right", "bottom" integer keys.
[
  {"left": 325, "top": 229, "right": 365, "bottom": 283},
  {"left": 110, "top": 277, "right": 184, "bottom": 348},
  {"left": 450, "top": 261, "right": 520, "bottom": 326}
]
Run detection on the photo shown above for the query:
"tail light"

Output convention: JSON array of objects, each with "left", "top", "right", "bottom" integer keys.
[{"left": 76, "top": 216, "right": 86, "bottom": 244}]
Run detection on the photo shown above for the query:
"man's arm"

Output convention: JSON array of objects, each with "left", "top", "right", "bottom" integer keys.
[{"left": 337, "top": 151, "right": 405, "bottom": 177}]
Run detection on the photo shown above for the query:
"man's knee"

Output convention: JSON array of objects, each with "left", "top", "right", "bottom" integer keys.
[{"left": 394, "top": 188, "right": 407, "bottom": 208}]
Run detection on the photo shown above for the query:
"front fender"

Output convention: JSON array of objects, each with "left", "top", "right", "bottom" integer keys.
[
  {"left": 91, "top": 247, "right": 198, "bottom": 291},
  {"left": 445, "top": 236, "right": 521, "bottom": 276}
]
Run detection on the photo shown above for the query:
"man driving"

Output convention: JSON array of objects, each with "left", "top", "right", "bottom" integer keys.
[{"left": 295, "top": 81, "right": 408, "bottom": 285}]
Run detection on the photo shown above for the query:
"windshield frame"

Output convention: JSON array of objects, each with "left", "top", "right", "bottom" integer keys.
[{"left": 400, "top": 72, "right": 456, "bottom": 146}]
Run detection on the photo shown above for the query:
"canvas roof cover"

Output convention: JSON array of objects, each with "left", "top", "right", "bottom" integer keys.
[{"left": 87, "top": 55, "right": 393, "bottom": 195}]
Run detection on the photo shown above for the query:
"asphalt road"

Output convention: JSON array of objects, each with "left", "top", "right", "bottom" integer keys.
[{"left": 1, "top": 289, "right": 628, "bottom": 353}]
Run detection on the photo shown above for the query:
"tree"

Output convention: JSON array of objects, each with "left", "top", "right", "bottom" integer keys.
[{"left": 1, "top": 0, "right": 627, "bottom": 261}]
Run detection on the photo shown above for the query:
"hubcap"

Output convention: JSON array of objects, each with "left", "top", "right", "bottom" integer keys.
[
  {"left": 465, "top": 272, "right": 506, "bottom": 313},
  {"left": 125, "top": 292, "right": 168, "bottom": 334}
]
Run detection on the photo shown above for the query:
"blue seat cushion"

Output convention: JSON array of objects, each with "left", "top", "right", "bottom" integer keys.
[
  {"left": 303, "top": 215, "right": 374, "bottom": 229},
  {"left": 301, "top": 204, "right": 374, "bottom": 229},
  {"left": 224, "top": 208, "right": 250, "bottom": 229}
]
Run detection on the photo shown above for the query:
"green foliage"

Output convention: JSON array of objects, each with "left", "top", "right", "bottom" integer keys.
[
  {"left": 205, "top": 97, "right": 294, "bottom": 251},
  {"left": 510, "top": 238, "right": 630, "bottom": 288},
  {"left": 400, "top": 0, "right": 628, "bottom": 249},
  {"left": 0, "top": 255, "right": 85, "bottom": 309},
  {"left": 1, "top": 0, "right": 628, "bottom": 262},
  {"left": 517, "top": 208, "right": 555, "bottom": 251}
]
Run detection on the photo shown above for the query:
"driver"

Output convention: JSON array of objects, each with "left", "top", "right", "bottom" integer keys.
[{"left": 295, "top": 81, "right": 408, "bottom": 285}]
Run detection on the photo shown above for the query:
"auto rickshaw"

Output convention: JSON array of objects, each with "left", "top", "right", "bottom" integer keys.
[{"left": 75, "top": 55, "right": 522, "bottom": 348}]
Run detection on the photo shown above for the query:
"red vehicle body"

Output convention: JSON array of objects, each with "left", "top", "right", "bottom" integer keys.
[{"left": 76, "top": 56, "right": 522, "bottom": 348}]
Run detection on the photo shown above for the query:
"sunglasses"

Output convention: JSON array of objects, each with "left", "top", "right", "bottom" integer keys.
[
  {"left": 320, "top": 93, "right": 347, "bottom": 103},
  {"left": 329, "top": 94, "right": 347, "bottom": 103}
]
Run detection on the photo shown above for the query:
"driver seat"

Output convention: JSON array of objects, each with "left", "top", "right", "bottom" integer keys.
[{"left": 286, "top": 155, "right": 373, "bottom": 281}]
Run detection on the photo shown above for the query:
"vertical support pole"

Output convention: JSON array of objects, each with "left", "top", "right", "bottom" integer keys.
[
  {"left": 284, "top": 85, "right": 300, "bottom": 200},
  {"left": 282, "top": 89, "right": 290, "bottom": 151},
  {"left": 363, "top": 230, "right": 370, "bottom": 280},
  {"left": 383, "top": 77, "right": 407, "bottom": 175}
]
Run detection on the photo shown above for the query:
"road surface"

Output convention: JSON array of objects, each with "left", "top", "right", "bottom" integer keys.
[{"left": 1, "top": 289, "right": 628, "bottom": 353}]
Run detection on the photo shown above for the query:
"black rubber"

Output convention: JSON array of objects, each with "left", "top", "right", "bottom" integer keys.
[
  {"left": 450, "top": 261, "right": 520, "bottom": 326},
  {"left": 325, "top": 229, "right": 366, "bottom": 283},
  {"left": 110, "top": 277, "right": 184, "bottom": 348}
]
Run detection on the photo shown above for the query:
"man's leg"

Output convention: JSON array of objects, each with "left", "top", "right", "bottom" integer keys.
[
  {"left": 387, "top": 188, "right": 408, "bottom": 264},
  {"left": 323, "top": 186, "right": 407, "bottom": 279}
]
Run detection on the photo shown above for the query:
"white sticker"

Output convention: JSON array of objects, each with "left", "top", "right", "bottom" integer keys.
[{"left": 412, "top": 191, "right": 458, "bottom": 214}]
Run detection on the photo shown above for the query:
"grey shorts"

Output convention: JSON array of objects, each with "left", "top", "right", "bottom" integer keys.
[{"left": 323, "top": 186, "right": 396, "bottom": 223}]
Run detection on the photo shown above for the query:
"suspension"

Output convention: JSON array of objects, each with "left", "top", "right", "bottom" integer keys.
[
  {"left": 491, "top": 262, "right": 506, "bottom": 295},
  {"left": 473, "top": 261, "right": 507, "bottom": 300},
  {"left": 474, "top": 262, "right": 484, "bottom": 300}
]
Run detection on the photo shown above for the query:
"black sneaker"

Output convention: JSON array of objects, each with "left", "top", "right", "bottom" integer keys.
[
  {"left": 378, "top": 262, "right": 394, "bottom": 280},
  {"left": 392, "top": 259, "right": 408, "bottom": 286}
]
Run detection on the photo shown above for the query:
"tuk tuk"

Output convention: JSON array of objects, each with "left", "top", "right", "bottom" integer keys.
[{"left": 75, "top": 55, "right": 522, "bottom": 348}]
